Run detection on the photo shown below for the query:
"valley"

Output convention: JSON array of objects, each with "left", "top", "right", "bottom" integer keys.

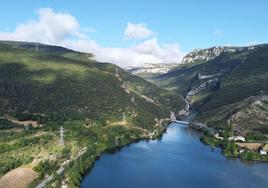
[
  {"left": 0, "top": 41, "right": 184, "bottom": 188},
  {"left": 1, "top": 41, "right": 268, "bottom": 188},
  {"left": 1, "top": 2, "right": 267, "bottom": 188},
  {"left": 148, "top": 44, "right": 268, "bottom": 161}
]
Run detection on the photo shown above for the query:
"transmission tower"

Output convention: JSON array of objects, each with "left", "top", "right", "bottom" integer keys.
[
  {"left": 131, "top": 96, "right": 135, "bottom": 103},
  {"left": 123, "top": 112, "right": 126, "bottom": 122},
  {"left": 35, "top": 43, "right": 39, "bottom": 52},
  {"left": 116, "top": 67, "right": 119, "bottom": 77},
  {"left": 59, "top": 126, "right": 64, "bottom": 145}
]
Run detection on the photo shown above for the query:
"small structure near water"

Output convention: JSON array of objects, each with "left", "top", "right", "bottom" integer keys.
[
  {"left": 260, "top": 148, "right": 267, "bottom": 155},
  {"left": 259, "top": 146, "right": 267, "bottom": 155}
]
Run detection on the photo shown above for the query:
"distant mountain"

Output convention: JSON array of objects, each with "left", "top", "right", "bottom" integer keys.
[
  {"left": 126, "top": 63, "right": 178, "bottom": 79},
  {"left": 182, "top": 46, "right": 256, "bottom": 64},
  {"left": 151, "top": 43, "right": 268, "bottom": 138}
]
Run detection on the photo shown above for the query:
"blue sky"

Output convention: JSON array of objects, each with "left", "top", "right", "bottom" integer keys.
[{"left": 0, "top": 0, "right": 267, "bottom": 66}]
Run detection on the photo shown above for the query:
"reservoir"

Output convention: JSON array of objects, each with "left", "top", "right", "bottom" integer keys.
[{"left": 81, "top": 123, "right": 268, "bottom": 188}]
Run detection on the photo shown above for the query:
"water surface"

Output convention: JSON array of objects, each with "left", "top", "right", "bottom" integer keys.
[{"left": 81, "top": 123, "right": 268, "bottom": 188}]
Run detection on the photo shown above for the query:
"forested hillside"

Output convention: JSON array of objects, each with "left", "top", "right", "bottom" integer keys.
[
  {"left": 0, "top": 41, "right": 184, "bottom": 187},
  {"left": 152, "top": 44, "right": 268, "bottom": 138}
]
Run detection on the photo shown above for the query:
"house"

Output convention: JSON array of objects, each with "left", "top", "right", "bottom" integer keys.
[
  {"left": 228, "top": 136, "right": 245, "bottom": 142},
  {"left": 260, "top": 149, "right": 267, "bottom": 155},
  {"left": 259, "top": 147, "right": 267, "bottom": 155}
]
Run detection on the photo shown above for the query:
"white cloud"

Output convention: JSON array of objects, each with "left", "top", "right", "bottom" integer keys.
[
  {"left": 213, "top": 29, "right": 223, "bottom": 37},
  {"left": 0, "top": 8, "right": 81, "bottom": 43},
  {"left": 64, "top": 38, "right": 184, "bottom": 67},
  {"left": 0, "top": 8, "right": 184, "bottom": 67},
  {"left": 124, "top": 22, "right": 154, "bottom": 40}
]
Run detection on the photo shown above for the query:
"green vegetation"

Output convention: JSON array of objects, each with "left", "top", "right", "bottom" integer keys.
[
  {"left": 34, "top": 160, "right": 59, "bottom": 179},
  {"left": 152, "top": 44, "right": 268, "bottom": 137},
  {"left": 0, "top": 41, "right": 184, "bottom": 186},
  {"left": 246, "top": 132, "right": 267, "bottom": 142},
  {"left": 200, "top": 134, "right": 268, "bottom": 161}
]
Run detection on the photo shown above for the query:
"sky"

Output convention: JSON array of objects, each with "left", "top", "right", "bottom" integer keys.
[{"left": 0, "top": 0, "right": 267, "bottom": 67}]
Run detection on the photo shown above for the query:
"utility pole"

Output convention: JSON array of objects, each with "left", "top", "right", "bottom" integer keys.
[
  {"left": 35, "top": 43, "right": 39, "bottom": 52},
  {"left": 131, "top": 96, "right": 135, "bottom": 103},
  {"left": 116, "top": 67, "right": 119, "bottom": 77},
  {"left": 59, "top": 126, "right": 64, "bottom": 145},
  {"left": 122, "top": 112, "right": 126, "bottom": 122}
]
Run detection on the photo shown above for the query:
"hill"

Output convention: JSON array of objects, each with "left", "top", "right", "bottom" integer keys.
[
  {"left": 152, "top": 44, "right": 268, "bottom": 139},
  {"left": 0, "top": 41, "right": 185, "bottom": 187}
]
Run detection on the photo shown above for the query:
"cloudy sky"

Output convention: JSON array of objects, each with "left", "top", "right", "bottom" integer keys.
[{"left": 0, "top": 0, "right": 267, "bottom": 67}]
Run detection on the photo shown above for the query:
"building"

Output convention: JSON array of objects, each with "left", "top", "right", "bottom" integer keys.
[
  {"left": 228, "top": 136, "right": 245, "bottom": 142},
  {"left": 260, "top": 149, "right": 267, "bottom": 155},
  {"left": 259, "top": 147, "right": 267, "bottom": 155}
]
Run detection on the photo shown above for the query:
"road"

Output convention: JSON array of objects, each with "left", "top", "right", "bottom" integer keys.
[{"left": 35, "top": 147, "right": 87, "bottom": 188}]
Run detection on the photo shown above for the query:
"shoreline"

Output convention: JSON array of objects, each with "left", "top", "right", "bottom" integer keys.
[
  {"left": 34, "top": 113, "right": 268, "bottom": 187},
  {"left": 32, "top": 118, "right": 171, "bottom": 187},
  {"left": 81, "top": 123, "right": 170, "bottom": 180},
  {"left": 178, "top": 106, "right": 268, "bottom": 163},
  {"left": 187, "top": 121, "right": 268, "bottom": 163},
  {"left": 79, "top": 118, "right": 170, "bottom": 186}
]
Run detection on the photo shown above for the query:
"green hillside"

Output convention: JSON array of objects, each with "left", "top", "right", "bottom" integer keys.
[
  {"left": 0, "top": 41, "right": 184, "bottom": 186},
  {"left": 152, "top": 44, "right": 268, "bottom": 138}
]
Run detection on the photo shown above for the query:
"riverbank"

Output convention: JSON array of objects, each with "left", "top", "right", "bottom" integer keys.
[
  {"left": 200, "top": 133, "right": 268, "bottom": 162},
  {"left": 31, "top": 118, "right": 170, "bottom": 187},
  {"left": 180, "top": 111, "right": 268, "bottom": 163},
  {"left": 187, "top": 120, "right": 268, "bottom": 162},
  {"left": 81, "top": 123, "right": 268, "bottom": 188}
]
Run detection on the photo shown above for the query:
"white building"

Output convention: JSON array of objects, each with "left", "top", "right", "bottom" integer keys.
[
  {"left": 260, "top": 149, "right": 267, "bottom": 155},
  {"left": 228, "top": 136, "right": 245, "bottom": 142}
]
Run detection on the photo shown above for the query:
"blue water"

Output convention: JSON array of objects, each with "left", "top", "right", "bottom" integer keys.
[{"left": 81, "top": 123, "right": 268, "bottom": 188}]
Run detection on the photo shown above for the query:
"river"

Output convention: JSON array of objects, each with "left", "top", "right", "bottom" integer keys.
[{"left": 81, "top": 123, "right": 268, "bottom": 188}]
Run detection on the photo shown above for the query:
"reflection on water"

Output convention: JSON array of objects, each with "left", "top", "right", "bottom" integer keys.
[{"left": 81, "top": 123, "right": 268, "bottom": 188}]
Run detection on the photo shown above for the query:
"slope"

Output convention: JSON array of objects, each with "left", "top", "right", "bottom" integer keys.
[
  {"left": 0, "top": 41, "right": 185, "bottom": 186},
  {"left": 152, "top": 44, "right": 268, "bottom": 138}
]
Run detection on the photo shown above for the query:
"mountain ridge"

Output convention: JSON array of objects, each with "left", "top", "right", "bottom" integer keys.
[
  {"left": 151, "top": 43, "right": 268, "bottom": 139},
  {"left": 182, "top": 45, "right": 261, "bottom": 64}
]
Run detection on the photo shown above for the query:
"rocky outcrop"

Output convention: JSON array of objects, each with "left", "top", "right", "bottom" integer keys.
[
  {"left": 228, "top": 96, "right": 268, "bottom": 135},
  {"left": 182, "top": 46, "right": 256, "bottom": 64},
  {"left": 126, "top": 63, "right": 178, "bottom": 75}
]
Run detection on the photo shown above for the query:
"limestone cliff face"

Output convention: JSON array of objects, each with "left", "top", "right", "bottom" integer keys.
[
  {"left": 182, "top": 46, "right": 255, "bottom": 64},
  {"left": 126, "top": 63, "right": 178, "bottom": 75}
]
